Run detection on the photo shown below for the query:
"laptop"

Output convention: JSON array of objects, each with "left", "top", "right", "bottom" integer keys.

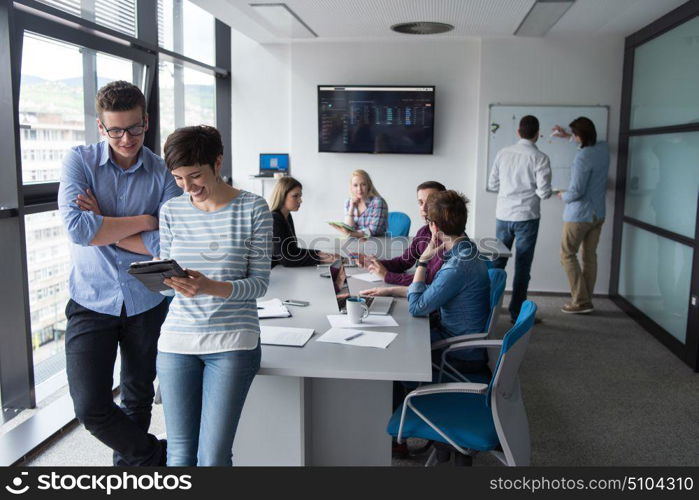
[
  {"left": 257, "top": 153, "right": 290, "bottom": 177},
  {"left": 329, "top": 259, "right": 394, "bottom": 315}
]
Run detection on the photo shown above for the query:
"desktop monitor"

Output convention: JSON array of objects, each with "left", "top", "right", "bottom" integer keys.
[{"left": 259, "top": 153, "right": 290, "bottom": 177}]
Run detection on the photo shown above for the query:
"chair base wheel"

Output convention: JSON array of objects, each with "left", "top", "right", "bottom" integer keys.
[
  {"left": 435, "top": 448, "right": 451, "bottom": 463},
  {"left": 454, "top": 453, "right": 473, "bottom": 466}
]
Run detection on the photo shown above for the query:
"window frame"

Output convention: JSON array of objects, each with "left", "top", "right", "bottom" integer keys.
[{"left": 0, "top": 0, "right": 232, "bottom": 465}]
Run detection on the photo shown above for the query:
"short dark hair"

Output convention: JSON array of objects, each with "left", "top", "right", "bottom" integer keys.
[
  {"left": 416, "top": 181, "right": 446, "bottom": 192},
  {"left": 426, "top": 190, "right": 469, "bottom": 237},
  {"left": 518, "top": 115, "right": 540, "bottom": 140},
  {"left": 95, "top": 80, "right": 146, "bottom": 119},
  {"left": 569, "top": 117, "right": 597, "bottom": 148},
  {"left": 163, "top": 125, "right": 224, "bottom": 172}
]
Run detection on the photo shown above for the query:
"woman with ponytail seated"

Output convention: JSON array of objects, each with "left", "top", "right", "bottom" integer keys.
[{"left": 269, "top": 177, "right": 338, "bottom": 267}]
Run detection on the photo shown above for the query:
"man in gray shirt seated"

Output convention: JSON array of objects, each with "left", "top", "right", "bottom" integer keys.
[{"left": 488, "top": 115, "right": 552, "bottom": 323}]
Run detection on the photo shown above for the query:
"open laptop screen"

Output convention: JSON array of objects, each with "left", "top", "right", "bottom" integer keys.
[{"left": 330, "top": 259, "right": 349, "bottom": 311}]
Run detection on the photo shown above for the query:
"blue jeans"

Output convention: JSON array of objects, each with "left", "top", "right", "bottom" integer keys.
[
  {"left": 494, "top": 219, "right": 540, "bottom": 320},
  {"left": 157, "top": 345, "right": 261, "bottom": 466},
  {"left": 65, "top": 299, "right": 168, "bottom": 466}
]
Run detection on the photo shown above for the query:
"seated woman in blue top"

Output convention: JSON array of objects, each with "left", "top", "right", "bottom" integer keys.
[
  {"left": 408, "top": 190, "right": 491, "bottom": 371},
  {"left": 331, "top": 169, "right": 388, "bottom": 238}
]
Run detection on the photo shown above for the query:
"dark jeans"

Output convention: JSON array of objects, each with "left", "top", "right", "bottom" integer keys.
[
  {"left": 494, "top": 218, "right": 540, "bottom": 320},
  {"left": 65, "top": 298, "right": 168, "bottom": 466}
]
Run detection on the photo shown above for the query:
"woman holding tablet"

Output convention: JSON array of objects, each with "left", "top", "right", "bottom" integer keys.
[
  {"left": 332, "top": 169, "right": 387, "bottom": 237},
  {"left": 269, "top": 176, "right": 337, "bottom": 267},
  {"left": 156, "top": 125, "right": 272, "bottom": 466}
]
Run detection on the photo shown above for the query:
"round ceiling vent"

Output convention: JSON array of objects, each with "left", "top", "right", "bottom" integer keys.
[{"left": 390, "top": 22, "right": 454, "bottom": 35}]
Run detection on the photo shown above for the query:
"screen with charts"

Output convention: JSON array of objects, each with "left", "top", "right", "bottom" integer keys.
[
  {"left": 259, "top": 153, "right": 289, "bottom": 176},
  {"left": 318, "top": 85, "right": 435, "bottom": 154}
]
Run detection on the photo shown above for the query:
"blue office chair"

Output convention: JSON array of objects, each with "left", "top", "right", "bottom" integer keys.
[
  {"left": 387, "top": 300, "right": 537, "bottom": 467},
  {"left": 431, "top": 268, "right": 507, "bottom": 383},
  {"left": 386, "top": 212, "right": 411, "bottom": 237}
]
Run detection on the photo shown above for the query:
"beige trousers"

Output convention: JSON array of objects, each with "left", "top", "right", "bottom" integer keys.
[{"left": 560, "top": 218, "right": 604, "bottom": 306}]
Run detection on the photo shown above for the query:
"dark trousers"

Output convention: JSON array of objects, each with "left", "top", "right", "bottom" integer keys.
[
  {"left": 494, "top": 218, "right": 540, "bottom": 320},
  {"left": 65, "top": 298, "right": 168, "bottom": 466}
]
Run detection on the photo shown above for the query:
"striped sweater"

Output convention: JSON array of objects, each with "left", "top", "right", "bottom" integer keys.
[{"left": 158, "top": 190, "right": 272, "bottom": 354}]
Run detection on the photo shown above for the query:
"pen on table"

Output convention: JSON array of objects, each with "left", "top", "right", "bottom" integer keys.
[{"left": 344, "top": 332, "right": 364, "bottom": 342}]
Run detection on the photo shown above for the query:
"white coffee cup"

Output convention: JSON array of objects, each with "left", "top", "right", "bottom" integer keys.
[{"left": 346, "top": 296, "right": 369, "bottom": 323}]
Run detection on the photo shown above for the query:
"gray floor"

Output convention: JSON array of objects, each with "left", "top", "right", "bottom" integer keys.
[{"left": 24, "top": 296, "right": 699, "bottom": 467}]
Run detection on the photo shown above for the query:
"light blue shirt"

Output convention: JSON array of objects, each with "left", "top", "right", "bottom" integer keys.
[
  {"left": 158, "top": 191, "right": 272, "bottom": 354},
  {"left": 562, "top": 141, "right": 610, "bottom": 222},
  {"left": 58, "top": 141, "right": 182, "bottom": 316}
]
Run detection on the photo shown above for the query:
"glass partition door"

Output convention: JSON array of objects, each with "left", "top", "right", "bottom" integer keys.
[{"left": 613, "top": 4, "right": 699, "bottom": 370}]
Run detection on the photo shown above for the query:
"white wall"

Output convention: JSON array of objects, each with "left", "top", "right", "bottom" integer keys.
[
  {"left": 474, "top": 36, "right": 625, "bottom": 294},
  {"left": 230, "top": 33, "right": 625, "bottom": 293},
  {"left": 230, "top": 30, "right": 291, "bottom": 194},
  {"left": 233, "top": 38, "right": 482, "bottom": 236}
]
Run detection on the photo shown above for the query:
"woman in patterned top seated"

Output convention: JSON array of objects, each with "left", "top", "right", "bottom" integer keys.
[{"left": 333, "top": 169, "right": 388, "bottom": 238}]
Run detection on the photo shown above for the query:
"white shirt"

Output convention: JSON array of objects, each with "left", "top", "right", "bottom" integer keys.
[{"left": 488, "top": 139, "right": 552, "bottom": 221}]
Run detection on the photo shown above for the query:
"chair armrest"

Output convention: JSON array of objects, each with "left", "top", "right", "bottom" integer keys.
[
  {"left": 442, "top": 339, "right": 503, "bottom": 356},
  {"left": 431, "top": 332, "right": 488, "bottom": 351},
  {"left": 406, "top": 382, "right": 488, "bottom": 399},
  {"left": 438, "top": 340, "right": 504, "bottom": 383}
]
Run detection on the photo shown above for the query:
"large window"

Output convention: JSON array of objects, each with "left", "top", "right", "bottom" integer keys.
[
  {"left": 157, "top": 0, "right": 215, "bottom": 66},
  {"left": 19, "top": 33, "right": 142, "bottom": 185},
  {"left": 36, "top": 0, "right": 137, "bottom": 37},
  {"left": 24, "top": 211, "right": 71, "bottom": 401},
  {"left": 0, "top": 1, "right": 231, "bottom": 453},
  {"left": 158, "top": 61, "right": 216, "bottom": 150},
  {"left": 156, "top": 0, "right": 219, "bottom": 151}
]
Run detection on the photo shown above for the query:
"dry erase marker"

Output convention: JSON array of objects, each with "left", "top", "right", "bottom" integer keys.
[{"left": 344, "top": 332, "right": 364, "bottom": 342}]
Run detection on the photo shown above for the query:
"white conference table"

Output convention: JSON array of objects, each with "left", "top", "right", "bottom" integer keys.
[
  {"left": 231, "top": 233, "right": 509, "bottom": 465},
  {"left": 232, "top": 265, "right": 432, "bottom": 466}
]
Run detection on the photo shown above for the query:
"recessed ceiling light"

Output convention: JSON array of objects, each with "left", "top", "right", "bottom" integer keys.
[{"left": 391, "top": 22, "right": 454, "bottom": 35}]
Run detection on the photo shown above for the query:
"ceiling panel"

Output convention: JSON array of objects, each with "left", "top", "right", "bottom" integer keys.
[
  {"left": 210, "top": 0, "right": 692, "bottom": 43},
  {"left": 550, "top": 0, "right": 688, "bottom": 35}
]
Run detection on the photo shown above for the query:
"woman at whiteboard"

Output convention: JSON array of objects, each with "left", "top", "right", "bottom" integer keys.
[
  {"left": 332, "top": 169, "right": 388, "bottom": 237},
  {"left": 551, "top": 117, "right": 610, "bottom": 315}
]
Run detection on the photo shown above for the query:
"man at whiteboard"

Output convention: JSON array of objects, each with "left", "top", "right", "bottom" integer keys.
[{"left": 488, "top": 115, "right": 552, "bottom": 323}]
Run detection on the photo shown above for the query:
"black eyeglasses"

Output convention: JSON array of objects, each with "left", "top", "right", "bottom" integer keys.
[{"left": 100, "top": 121, "right": 146, "bottom": 138}]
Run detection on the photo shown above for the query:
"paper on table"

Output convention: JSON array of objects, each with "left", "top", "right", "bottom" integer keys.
[
  {"left": 326, "top": 314, "right": 398, "bottom": 329},
  {"left": 316, "top": 327, "right": 397, "bottom": 349},
  {"left": 351, "top": 272, "right": 383, "bottom": 282},
  {"left": 260, "top": 326, "right": 314, "bottom": 347},
  {"left": 257, "top": 298, "right": 291, "bottom": 318}
]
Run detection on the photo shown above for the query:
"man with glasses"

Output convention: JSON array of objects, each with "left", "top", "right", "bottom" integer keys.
[{"left": 58, "top": 80, "right": 181, "bottom": 466}]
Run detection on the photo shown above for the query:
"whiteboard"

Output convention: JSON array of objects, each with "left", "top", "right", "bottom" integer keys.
[{"left": 486, "top": 104, "right": 608, "bottom": 191}]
